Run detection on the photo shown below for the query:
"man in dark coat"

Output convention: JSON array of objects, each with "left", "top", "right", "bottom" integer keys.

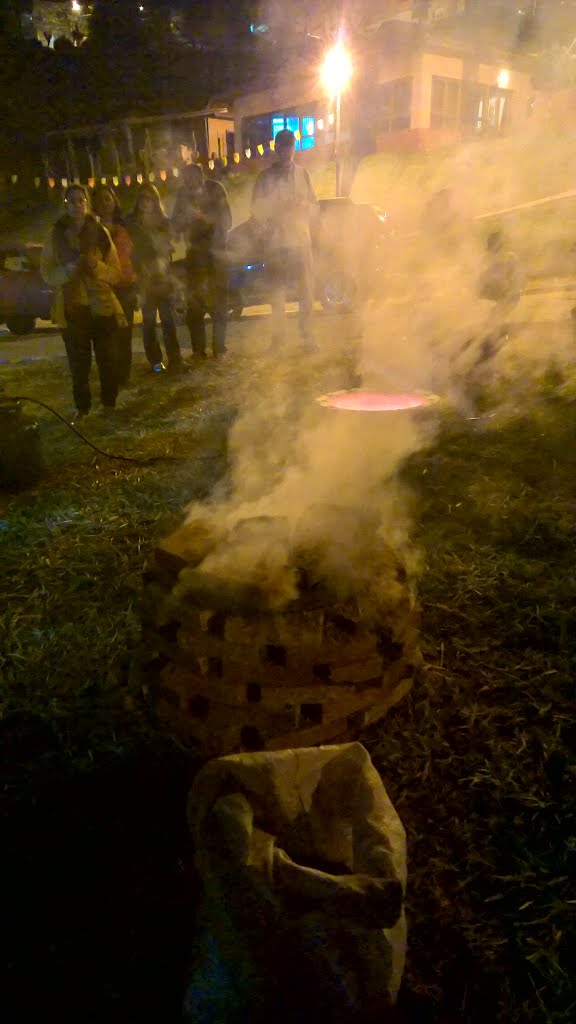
[{"left": 172, "top": 164, "right": 232, "bottom": 359}]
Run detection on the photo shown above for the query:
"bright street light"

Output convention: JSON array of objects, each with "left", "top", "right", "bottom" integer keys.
[
  {"left": 71, "top": 1, "right": 82, "bottom": 11},
  {"left": 321, "top": 42, "right": 352, "bottom": 198},
  {"left": 321, "top": 43, "right": 353, "bottom": 98}
]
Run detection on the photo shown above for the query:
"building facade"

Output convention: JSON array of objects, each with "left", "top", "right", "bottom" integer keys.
[{"left": 234, "top": 18, "right": 533, "bottom": 160}]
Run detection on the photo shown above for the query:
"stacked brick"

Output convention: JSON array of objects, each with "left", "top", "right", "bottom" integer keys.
[{"left": 141, "top": 510, "right": 421, "bottom": 757}]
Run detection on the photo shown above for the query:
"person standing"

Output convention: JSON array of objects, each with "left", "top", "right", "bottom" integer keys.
[
  {"left": 251, "top": 129, "right": 318, "bottom": 351},
  {"left": 125, "top": 183, "right": 182, "bottom": 375},
  {"left": 171, "top": 163, "right": 232, "bottom": 360},
  {"left": 91, "top": 185, "right": 137, "bottom": 389},
  {"left": 41, "top": 184, "right": 124, "bottom": 422}
]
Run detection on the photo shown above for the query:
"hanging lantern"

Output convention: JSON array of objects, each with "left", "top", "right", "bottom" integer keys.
[
  {"left": 317, "top": 118, "right": 325, "bottom": 131},
  {"left": 245, "top": 148, "right": 251, "bottom": 159},
  {"left": 257, "top": 143, "right": 264, "bottom": 155},
  {"left": 137, "top": 173, "right": 143, "bottom": 184},
  {"left": 124, "top": 175, "right": 131, "bottom": 186},
  {"left": 160, "top": 170, "right": 167, "bottom": 181},
  {"left": 149, "top": 171, "right": 155, "bottom": 182},
  {"left": 88, "top": 177, "right": 95, "bottom": 188},
  {"left": 221, "top": 156, "right": 227, "bottom": 167},
  {"left": 295, "top": 130, "right": 301, "bottom": 141},
  {"left": 270, "top": 139, "right": 275, "bottom": 151},
  {"left": 11, "top": 174, "right": 18, "bottom": 184},
  {"left": 101, "top": 177, "right": 107, "bottom": 185},
  {"left": 113, "top": 176, "right": 119, "bottom": 186},
  {"left": 208, "top": 159, "right": 215, "bottom": 171},
  {"left": 34, "top": 177, "right": 41, "bottom": 188},
  {"left": 172, "top": 167, "right": 179, "bottom": 177},
  {"left": 233, "top": 152, "right": 240, "bottom": 164},
  {"left": 48, "top": 178, "right": 55, "bottom": 188},
  {"left": 61, "top": 177, "right": 68, "bottom": 188}
]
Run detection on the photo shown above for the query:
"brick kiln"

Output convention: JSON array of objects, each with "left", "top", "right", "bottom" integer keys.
[{"left": 141, "top": 505, "right": 421, "bottom": 757}]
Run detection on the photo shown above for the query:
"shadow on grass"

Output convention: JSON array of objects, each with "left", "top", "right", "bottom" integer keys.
[{"left": 1, "top": 718, "right": 200, "bottom": 1024}]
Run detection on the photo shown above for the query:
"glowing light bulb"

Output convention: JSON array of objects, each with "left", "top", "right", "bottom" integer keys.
[{"left": 321, "top": 43, "right": 352, "bottom": 97}]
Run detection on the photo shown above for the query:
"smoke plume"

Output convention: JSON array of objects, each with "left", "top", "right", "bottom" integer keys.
[{"left": 184, "top": 128, "right": 576, "bottom": 600}]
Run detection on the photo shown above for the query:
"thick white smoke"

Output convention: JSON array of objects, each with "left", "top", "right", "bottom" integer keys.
[{"left": 184, "top": 128, "right": 576, "bottom": 598}]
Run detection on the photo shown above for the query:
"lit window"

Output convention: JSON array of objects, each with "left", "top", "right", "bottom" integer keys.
[
  {"left": 271, "top": 114, "right": 301, "bottom": 149},
  {"left": 286, "top": 115, "right": 300, "bottom": 149},
  {"left": 272, "top": 116, "right": 285, "bottom": 139}
]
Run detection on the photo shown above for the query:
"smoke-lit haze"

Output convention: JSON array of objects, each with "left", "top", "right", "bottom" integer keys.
[{"left": 184, "top": 127, "right": 576, "bottom": 597}]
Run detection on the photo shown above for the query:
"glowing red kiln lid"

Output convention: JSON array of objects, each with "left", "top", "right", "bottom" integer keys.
[{"left": 317, "top": 390, "right": 440, "bottom": 412}]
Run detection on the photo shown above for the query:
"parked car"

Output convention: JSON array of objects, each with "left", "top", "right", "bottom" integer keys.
[
  {"left": 0, "top": 243, "right": 53, "bottom": 335},
  {"left": 225, "top": 197, "right": 393, "bottom": 317}
]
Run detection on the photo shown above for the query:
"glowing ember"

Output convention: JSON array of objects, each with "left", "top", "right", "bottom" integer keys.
[{"left": 317, "top": 390, "right": 439, "bottom": 412}]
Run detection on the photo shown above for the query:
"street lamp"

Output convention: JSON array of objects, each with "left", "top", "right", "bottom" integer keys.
[{"left": 321, "top": 42, "right": 352, "bottom": 197}]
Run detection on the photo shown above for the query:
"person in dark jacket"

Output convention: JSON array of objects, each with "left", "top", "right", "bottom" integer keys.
[
  {"left": 41, "top": 184, "right": 123, "bottom": 422},
  {"left": 251, "top": 129, "right": 318, "bottom": 350},
  {"left": 125, "top": 183, "right": 182, "bottom": 374},
  {"left": 92, "top": 185, "right": 137, "bottom": 388},
  {"left": 172, "top": 163, "right": 232, "bottom": 359}
]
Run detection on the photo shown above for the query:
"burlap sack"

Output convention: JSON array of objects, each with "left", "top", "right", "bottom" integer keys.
[{"left": 184, "top": 742, "right": 407, "bottom": 1023}]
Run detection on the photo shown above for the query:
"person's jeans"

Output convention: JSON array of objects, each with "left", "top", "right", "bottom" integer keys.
[
  {"left": 115, "top": 291, "right": 135, "bottom": 388},
  {"left": 267, "top": 246, "right": 314, "bottom": 345},
  {"left": 62, "top": 309, "right": 118, "bottom": 414},
  {"left": 186, "top": 263, "right": 228, "bottom": 357},
  {"left": 141, "top": 293, "right": 181, "bottom": 368}
]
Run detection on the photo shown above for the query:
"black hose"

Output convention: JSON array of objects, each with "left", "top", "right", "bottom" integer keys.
[{"left": 8, "top": 396, "right": 181, "bottom": 465}]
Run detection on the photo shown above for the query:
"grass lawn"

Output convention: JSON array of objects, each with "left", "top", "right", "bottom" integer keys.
[{"left": 1, "top": 345, "right": 575, "bottom": 1022}]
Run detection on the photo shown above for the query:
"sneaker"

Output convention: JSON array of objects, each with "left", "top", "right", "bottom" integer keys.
[
  {"left": 72, "top": 411, "right": 88, "bottom": 425},
  {"left": 151, "top": 362, "right": 166, "bottom": 374}
]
